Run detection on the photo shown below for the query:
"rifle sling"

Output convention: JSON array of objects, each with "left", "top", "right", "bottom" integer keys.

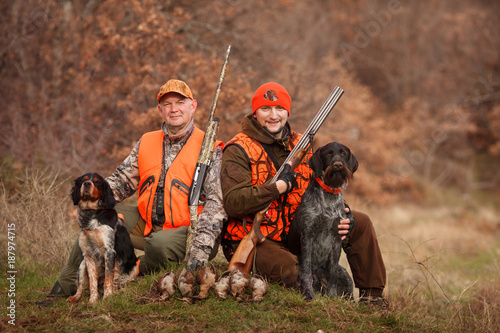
[
  {"left": 261, "top": 142, "right": 286, "bottom": 241},
  {"left": 261, "top": 143, "right": 282, "bottom": 172}
]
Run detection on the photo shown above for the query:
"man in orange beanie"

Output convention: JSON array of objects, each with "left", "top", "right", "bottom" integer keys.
[{"left": 220, "top": 82, "right": 388, "bottom": 308}]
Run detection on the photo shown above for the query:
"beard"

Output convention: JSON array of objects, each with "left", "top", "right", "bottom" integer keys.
[
  {"left": 323, "top": 165, "right": 353, "bottom": 189},
  {"left": 263, "top": 124, "right": 285, "bottom": 138}
]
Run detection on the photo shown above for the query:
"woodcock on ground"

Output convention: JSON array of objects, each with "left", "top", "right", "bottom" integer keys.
[
  {"left": 229, "top": 269, "right": 250, "bottom": 301},
  {"left": 196, "top": 262, "right": 217, "bottom": 299},
  {"left": 158, "top": 271, "right": 177, "bottom": 301},
  {"left": 212, "top": 270, "right": 231, "bottom": 299},
  {"left": 250, "top": 274, "right": 268, "bottom": 301},
  {"left": 178, "top": 268, "right": 195, "bottom": 302}
]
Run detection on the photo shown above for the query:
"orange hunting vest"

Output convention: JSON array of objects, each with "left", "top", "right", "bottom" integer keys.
[
  {"left": 137, "top": 128, "right": 222, "bottom": 236},
  {"left": 223, "top": 132, "right": 312, "bottom": 243}
]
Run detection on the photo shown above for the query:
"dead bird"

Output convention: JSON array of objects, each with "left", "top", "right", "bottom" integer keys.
[
  {"left": 178, "top": 268, "right": 195, "bottom": 302},
  {"left": 212, "top": 270, "right": 231, "bottom": 299},
  {"left": 229, "top": 269, "right": 250, "bottom": 301},
  {"left": 158, "top": 271, "right": 177, "bottom": 300},
  {"left": 196, "top": 262, "right": 217, "bottom": 299},
  {"left": 250, "top": 274, "right": 268, "bottom": 301}
]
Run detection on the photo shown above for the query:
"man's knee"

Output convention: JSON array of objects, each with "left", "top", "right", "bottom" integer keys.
[
  {"left": 263, "top": 250, "right": 298, "bottom": 287},
  {"left": 144, "top": 240, "right": 182, "bottom": 266},
  {"left": 144, "top": 227, "right": 187, "bottom": 266},
  {"left": 280, "top": 263, "right": 299, "bottom": 288},
  {"left": 351, "top": 210, "right": 374, "bottom": 234},
  {"left": 115, "top": 203, "right": 141, "bottom": 233}
]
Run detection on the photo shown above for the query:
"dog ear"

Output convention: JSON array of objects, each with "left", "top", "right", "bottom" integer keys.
[
  {"left": 71, "top": 177, "right": 81, "bottom": 206},
  {"left": 348, "top": 151, "right": 359, "bottom": 175},
  {"left": 100, "top": 180, "right": 116, "bottom": 209},
  {"left": 308, "top": 147, "right": 324, "bottom": 177}
]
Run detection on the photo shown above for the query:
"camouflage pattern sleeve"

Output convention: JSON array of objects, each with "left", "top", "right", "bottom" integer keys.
[
  {"left": 186, "top": 145, "right": 227, "bottom": 271},
  {"left": 105, "top": 140, "right": 141, "bottom": 203}
]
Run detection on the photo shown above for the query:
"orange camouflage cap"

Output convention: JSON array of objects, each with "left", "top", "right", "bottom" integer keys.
[{"left": 157, "top": 79, "right": 194, "bottom": 102}]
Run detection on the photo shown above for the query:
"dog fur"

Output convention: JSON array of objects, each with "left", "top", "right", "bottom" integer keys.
[
  {"left": 288, "top": 142, "right": 357, "bottom": 300},
  {"left": 67, "top": 173, "right": 138, "bottom": 304}
]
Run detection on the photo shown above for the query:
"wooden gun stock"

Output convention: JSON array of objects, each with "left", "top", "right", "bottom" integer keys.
[{"left": 227, "top": 211, "right": 265, "bottom": 274}]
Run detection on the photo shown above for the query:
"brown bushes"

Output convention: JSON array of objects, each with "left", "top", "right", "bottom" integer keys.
[{"left": 1, "top": 0, "right": 499, "bottom": 205}]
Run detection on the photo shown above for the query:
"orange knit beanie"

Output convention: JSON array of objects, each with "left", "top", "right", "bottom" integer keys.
[{"left": 251, "top": 82, "right": 291, "bottom": 115}]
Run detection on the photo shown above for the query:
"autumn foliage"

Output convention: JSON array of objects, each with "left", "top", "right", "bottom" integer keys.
[{"left": 1, "top": 0, "right": 499, "bottom": 205}]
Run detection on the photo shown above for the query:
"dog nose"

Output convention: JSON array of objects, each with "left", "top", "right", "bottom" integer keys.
[
  {"left": 333, "top": 161, "right": 343, "bottom": 170},
  {"left": 83, "top": 180, "right": 92, "bottom": 188}
]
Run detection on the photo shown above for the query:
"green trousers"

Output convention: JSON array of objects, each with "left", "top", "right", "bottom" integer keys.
[{"left": 55, "top": 204, "right": 187, "bottom": 296}]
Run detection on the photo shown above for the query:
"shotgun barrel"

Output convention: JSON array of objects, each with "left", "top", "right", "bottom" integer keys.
[
  {"left": 185, "top": 45, "right": 231, "bottom": 260},
  {"left": 270, "top": 86, "right": 344, "bottom": 183}
]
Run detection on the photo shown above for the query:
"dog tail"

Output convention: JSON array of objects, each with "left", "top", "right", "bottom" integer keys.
[{"left": 114, "top": 218, "right": 138, "bottom": 275}]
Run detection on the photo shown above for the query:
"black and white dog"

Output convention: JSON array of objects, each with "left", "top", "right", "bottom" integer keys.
[
  {"left": 67, "top": 173, "right": 138, "bottom": 304},
  {"left": 288, "top": 142, "right": 357, "bottom": 300}
]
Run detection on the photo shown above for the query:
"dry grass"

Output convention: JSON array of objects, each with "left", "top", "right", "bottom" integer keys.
[
  {"left": 0, "top": 168, "right": 76, "bottom": 274},
  {"left": 341, "top": 196, "right": 500, "bottom": 331}
]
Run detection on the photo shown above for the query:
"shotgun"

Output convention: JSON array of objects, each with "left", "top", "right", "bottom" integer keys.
[
  {"left": 227, "top": 86, "right": 344, "bottom": 275},
  {"left": 185, "top": 45, "right": 231, "bottom": 259}
]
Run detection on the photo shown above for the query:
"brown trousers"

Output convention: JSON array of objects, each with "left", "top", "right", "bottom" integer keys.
[{"left": 223, "top": 210, "right": 386, "bottom": 296}]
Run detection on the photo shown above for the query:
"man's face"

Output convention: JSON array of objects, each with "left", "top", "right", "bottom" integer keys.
[
  {"left": 157, "top": 92, "right": 197, "bottom": 136},
  {"left": 253, "top": 105, "right": 289, "bottom": 139}
]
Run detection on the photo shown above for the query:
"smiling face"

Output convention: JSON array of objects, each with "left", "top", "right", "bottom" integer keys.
[
  {"left": 253, "top": 105, "right": 289, "bottom": 139},
  {"left": 157, "top": 92, "right": 197, "bottom": 136}
]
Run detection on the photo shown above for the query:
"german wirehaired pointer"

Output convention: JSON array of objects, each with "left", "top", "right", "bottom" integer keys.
[
  {"left": 288, "top": 142, "right": 358, "bottom": 300},
  {"left": 67, "top": 173, "right": 138, "bottom": 304}
]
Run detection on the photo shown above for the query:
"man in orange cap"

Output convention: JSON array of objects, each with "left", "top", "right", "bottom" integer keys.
[
  {"left": 220, "top": 82, "right": 388, "bottom": 308},
  {"left": 40, "top": 80, "right": 226, "bottom": 303}
]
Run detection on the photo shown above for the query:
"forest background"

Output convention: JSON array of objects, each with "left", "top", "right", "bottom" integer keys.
[
  {"left": 2, "top": 0, "right": 500, "bottom": 203},
  {"left": 1, "top": 0, "right": 500, "bottom": 331}
]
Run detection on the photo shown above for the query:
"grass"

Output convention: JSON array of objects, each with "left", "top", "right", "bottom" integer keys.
[
  {"left": 4, "top": 259, "right": 408, "bottom": 333},
  {"left": 1, "top": 168, "right": 500, "bottom": 332}
]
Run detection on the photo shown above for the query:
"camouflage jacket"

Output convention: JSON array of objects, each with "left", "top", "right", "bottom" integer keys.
[{"left": 106, "top": 120, "right": 227, "bottom": 270}]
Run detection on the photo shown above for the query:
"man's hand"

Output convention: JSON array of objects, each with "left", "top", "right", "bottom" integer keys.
[
  {"left": 339, "top": 207, "right": 355, "bottom": 241},
  {"left": 186, "top": 245, "right": 210, "bottom": 271},
  {"left": 277, "top": 163, "right": 297, "bottom": 194}
]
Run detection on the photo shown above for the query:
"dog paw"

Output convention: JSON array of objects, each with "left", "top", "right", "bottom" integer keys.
[
  {"left": 302, "top": 290, "right": 315, "bottom": 300},
  {"left": 67, "top": 296, "right": 79, "bottom": 303}
]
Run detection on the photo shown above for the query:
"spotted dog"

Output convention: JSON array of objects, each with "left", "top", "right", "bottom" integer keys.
[
  {"left": 67, "top": 173, "right": 138, "bottom": 304},
  {"left": 288, "top": 142, "right": 357, "bottom": 300}
]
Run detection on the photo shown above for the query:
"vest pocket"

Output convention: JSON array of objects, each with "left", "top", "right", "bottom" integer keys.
[
  {"left": 169, "top": 179, "right": 190, "bottom": 227},
  {"left": 171, "top": 179, "right": 190, "bottom": 196},
  {"left": 138, "top": 175, "right": 155, "bottom": 226},
  {"left": 139, "top": 175, "right": 155, "bottom": 197}
]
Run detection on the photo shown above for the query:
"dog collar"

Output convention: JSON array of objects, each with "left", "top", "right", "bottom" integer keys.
[{"left": 315, "top": 177, "right": 341, "bottom": 194}]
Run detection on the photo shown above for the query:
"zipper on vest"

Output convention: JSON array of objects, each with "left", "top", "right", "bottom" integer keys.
[
  {"left": 139, "top": 175, "right": 155, "bottom": 197},
  {"left": 139, "top": 175, "right": 155, "bottom": 229},
  {"left": 169, "top": 179, "right": 190, "bottom": 227}
]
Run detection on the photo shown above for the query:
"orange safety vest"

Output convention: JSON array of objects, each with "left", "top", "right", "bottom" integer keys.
[
  {"left": 223, "top": 132, "right": 312, "bottom": 243},
  {"left": 137, "top": 127, "right": 222, "bottom": 236}
]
